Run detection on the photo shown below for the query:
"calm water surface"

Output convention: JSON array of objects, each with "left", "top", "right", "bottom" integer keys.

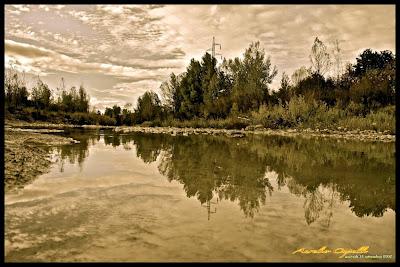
[{"left": 5, "top": 129, "right": 396, "bottom": 262}]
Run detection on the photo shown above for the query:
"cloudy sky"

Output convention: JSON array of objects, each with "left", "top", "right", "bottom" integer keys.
[{"left": 5, "top": 5, "right": 395, "bottom": 111}]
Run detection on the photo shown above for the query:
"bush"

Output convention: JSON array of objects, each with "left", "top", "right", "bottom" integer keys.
[
  {"left": 345, "top": 101, "right": 367, "bottom": 116},
  {"left": 338, "top": 105, "right": 395, "bottom": 133},
  {"left": 252, "top": 96, "right": 327, "bottom": 129},
  {"left": 158, "top": 117, "right": 249, "bottom": 129},
  {"left": 251, "top": 96, "right": 394, "bottom": 133},
  {"left": 98, "top": 114, "right": 116, "bottom": 126}
]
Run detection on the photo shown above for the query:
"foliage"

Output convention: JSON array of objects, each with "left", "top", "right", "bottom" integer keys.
[
  {"left": 223, "top": 41, "right": 278, "bottom": 112},
  {"left": 291, "top": 66, "right": 311, "bottom": 86},
  {"left": 252, "top": 95, "right": 395, "bottom": 133},
  {"left": 134, "top": 91, "right": 162, "bottom": 124},
  {"left": 31, "top": 79, "right": 52, "bottom": 110},
  {"left": 4, "top": 67, "right": 29, "bottom": 111}
]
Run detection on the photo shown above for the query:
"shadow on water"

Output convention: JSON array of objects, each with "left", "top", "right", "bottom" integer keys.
[{"left": 57, "top": 129, "right": 395, "bottom": 225}]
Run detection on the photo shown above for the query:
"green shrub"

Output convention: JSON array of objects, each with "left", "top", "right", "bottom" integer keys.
[
  {"left": 98, "top": 114, "right": 116, "bottom": 126},
  {"left": 251, "top": 96, "right": 394, "bottom": 133},
  {"left": 158, "top": 117, "right": 249, "bottom": 129},
  {"left": 338, "top": 105, "right": 395, "bottom": 133}
]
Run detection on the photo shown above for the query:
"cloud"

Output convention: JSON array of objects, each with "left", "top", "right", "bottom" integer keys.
[
  {"left": 5, "top": 40, "right": 178, "bottom": 80},
  {"left": 89, "top": 80, "right": 163, "bottom": 111},
  {"left": 6, "top": 39, "right": 51, "bottom": 58},
  {"left": 4, "top": 4, "right": 395, "bottom": 108}
]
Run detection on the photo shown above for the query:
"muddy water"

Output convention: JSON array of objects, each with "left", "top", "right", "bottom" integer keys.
[{"left": 5, "top": 129, "right": 395, "bottom": 262}]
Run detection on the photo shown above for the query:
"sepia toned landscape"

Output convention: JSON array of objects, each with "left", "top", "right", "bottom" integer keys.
[{"left": 4, "top": 4, "right": 395, "bottom": 262}]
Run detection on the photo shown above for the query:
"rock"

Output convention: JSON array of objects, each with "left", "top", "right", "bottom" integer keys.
[{"left": 230, "top": 133, "right": 245, "bottom": 138}]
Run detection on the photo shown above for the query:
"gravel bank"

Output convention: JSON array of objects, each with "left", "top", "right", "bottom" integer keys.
[
  {"left": 4, "top": 131, "right": 78, "bottom": 192},
  {"left": 5, "top": 120, "right": 115, "bottom": 130},
  {"left": 113, "top": 125, "right": 395, "bottom": 142}
]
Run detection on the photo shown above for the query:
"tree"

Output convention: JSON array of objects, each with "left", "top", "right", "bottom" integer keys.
[
  {"left": 177, "top": 59, "right": 203, "bottom": 119},
  {"left": 104, "top": 107, "right": 114, "bottom": 117},
  {"left": 276, "top": 72, "right": 292, "bottom": 104},
  {"left": 349, "top": 61, "right": 395, "bottom": 109},
  {"left": 331, "top": 39, "right": 343, "bottom": 81},
  {"left": 198, "top": 52, "right": 232, "bottom": 118},
  {"left": 4, "top": 67, "right": 29, "bottom": 110},
  {"left": 135, "top": 91, "right": 162, "bottom": 123},
  {"left": 121, "top": 106, "right": 134, "bottom": 126},
  {"left": 160, "top": 72, "right": 182, "bottom": 115},
  {"left": 31, "top": 78, "right": 52, "bottom": 110},
  {"left": 310, "top": 37, "right": 331, "bottom": 76},
  {"left": 352, "top": 49, "right": 395, "bottom": 78},
  {"left": 78, "top": 85, "right": 89, "bottom": 113},
  {"left": 293, "top": 73, "right": 325, "bottom": 100},
  {"left": 226, "top": 41, "right": 278, "bottom": 112},
  {"left": 291, "top": 66, "right": 311, "bottom": 86},
  {"left": 112, "top": 105, "right": 121, "bottom": 118}
]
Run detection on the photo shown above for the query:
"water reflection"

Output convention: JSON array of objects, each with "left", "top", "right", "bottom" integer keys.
[
  {"left": 57, "top": 130, "right": 395, "bottom": 224},
  {"left": 52, "top": 130, "right": 99, "bottom": 172}
]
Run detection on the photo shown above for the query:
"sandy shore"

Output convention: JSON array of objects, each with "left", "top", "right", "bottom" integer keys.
[{"left": 4, "top": 130, "right": 77, "bottom": 192}]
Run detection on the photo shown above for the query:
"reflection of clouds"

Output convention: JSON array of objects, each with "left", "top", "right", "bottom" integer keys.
[{"left": 7, "top": 130, "right": 395, "bottom": 224}]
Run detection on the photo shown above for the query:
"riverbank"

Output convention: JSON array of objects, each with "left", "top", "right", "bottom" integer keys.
[
  {"left": 5, "top": 119, "right": 395, "bottom": 142},
  {"left": 5, "top": 119, "right": 115, "bottom": 130},
  {"left": 114, "top": 125, "right": 395, "bottom": 142},
  {"left": 4, "top": 130, "right": 77, "bottom": 192}
]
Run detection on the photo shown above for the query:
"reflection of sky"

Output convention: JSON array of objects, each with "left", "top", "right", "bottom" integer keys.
[
  {"left": 5, "top": 5, "right": 395, "bottom": 111},
  {"left": 5, "top": 139, "right": 395, "bottom": 262},
  {"left": 4, "top": 133, "right": 396, "bottom": 261}
]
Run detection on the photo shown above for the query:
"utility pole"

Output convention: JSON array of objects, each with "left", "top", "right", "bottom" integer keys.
[{"left": 207, "top": 36, "right": 222, "bottom": 60}]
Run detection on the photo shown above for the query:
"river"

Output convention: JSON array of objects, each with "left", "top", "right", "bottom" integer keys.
[{"left": 4, "top": 129, "right": 396, "bottom": 262}]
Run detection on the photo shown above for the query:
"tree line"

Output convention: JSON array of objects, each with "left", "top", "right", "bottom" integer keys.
[
  {"left": 142, "top": 37, "right": 395, "bottom": 124},
  {"left": 4, "top": 37, "right": 396, "bottom": 128}
]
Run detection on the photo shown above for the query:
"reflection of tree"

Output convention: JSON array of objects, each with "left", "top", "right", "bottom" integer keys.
[
  {"left": 303, "top": 189, "right": 324, "bottom": 225},
  {"left": 251, "top": 135, "right": 395, "bottom": 223},
  {"left": 132, "top": 134, "right": 168, "bottom": 163},
  {"left": 53, "top": 130, "right": 100, "bottom": 172},
  {"left": 104, "top": 133, "right": 121, "bottom": 147},
  {"left": 133, "top": 133, "right": 271, "bottom": 218},
  {"left": 52, "top": 130, "right": 395, "bottom": 224},
  {"left": 130, "top": 133, "right": 395, "bottom": 223},
  {"left": 336, "top": 175, "right": 395, "bottom": 217}
]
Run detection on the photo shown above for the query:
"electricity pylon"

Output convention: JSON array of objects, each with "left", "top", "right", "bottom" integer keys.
[
  {"left": 202, "top": 198, "right": 218, "bottom": 221},
  {"left": 207, "top": 36, "right": 222, "bottom": 60}
]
